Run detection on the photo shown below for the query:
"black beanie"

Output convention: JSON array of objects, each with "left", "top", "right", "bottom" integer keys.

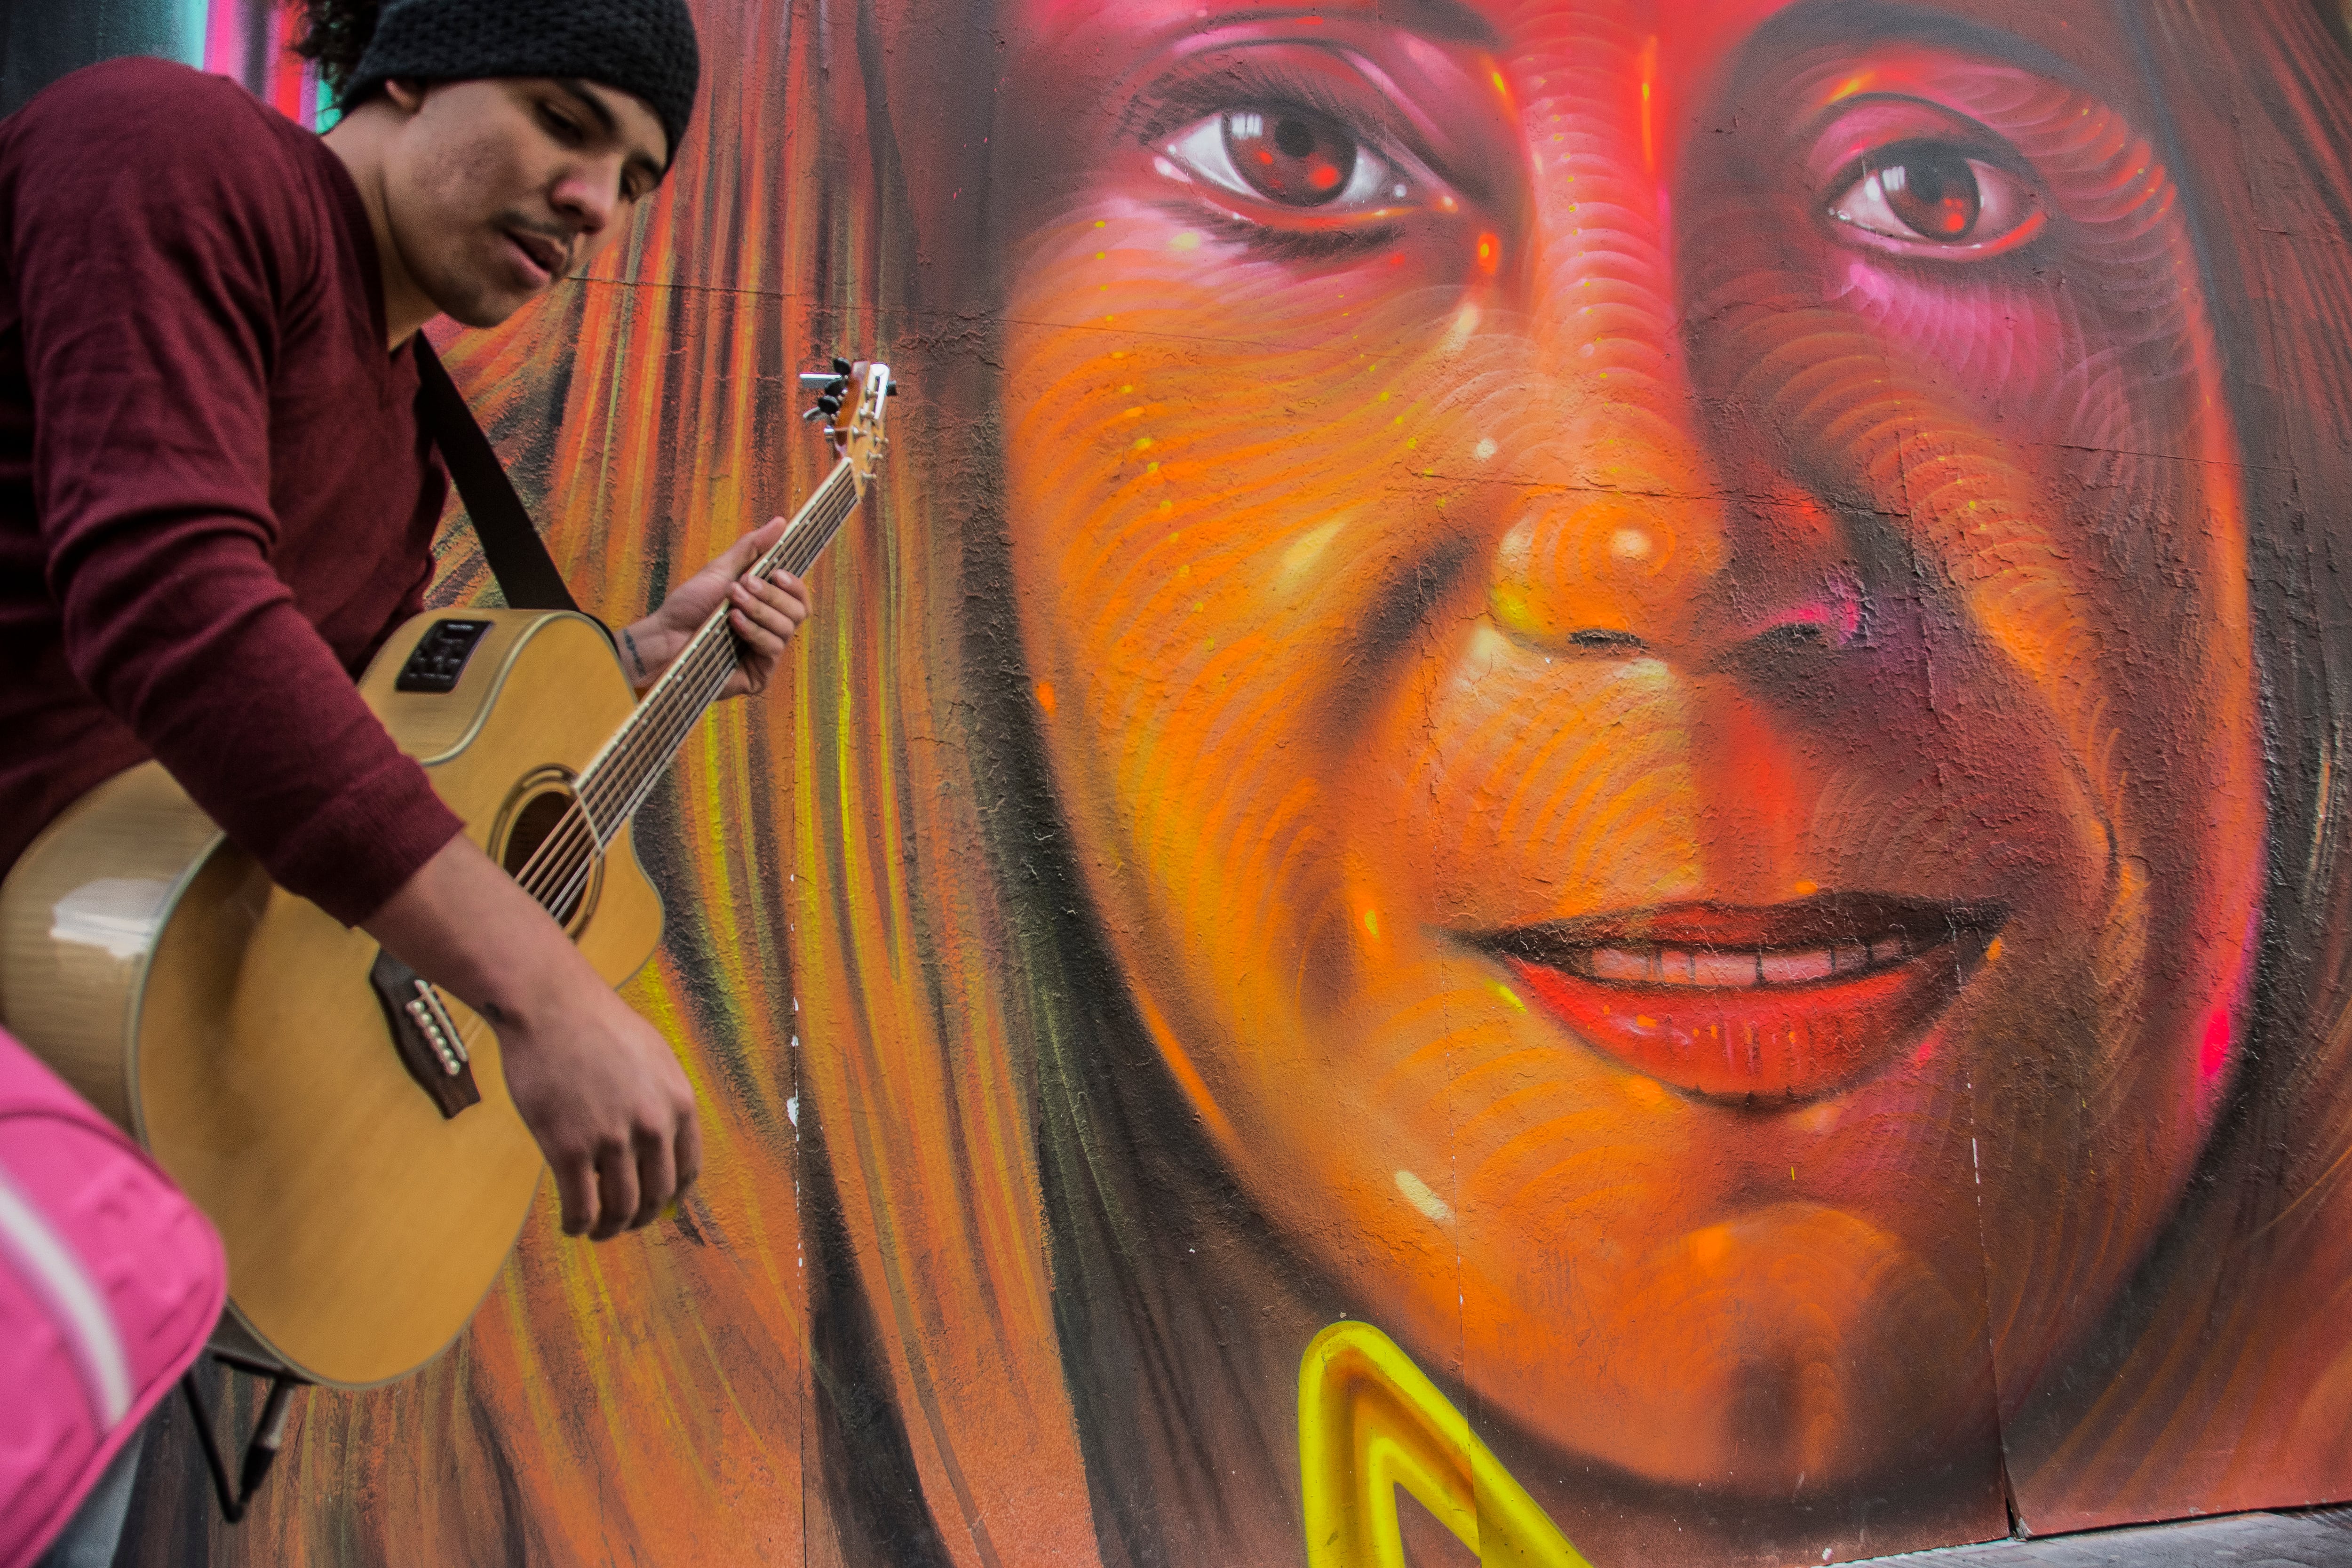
[{"left": 344, "top": 0, "right": 701, "bottom": 166}]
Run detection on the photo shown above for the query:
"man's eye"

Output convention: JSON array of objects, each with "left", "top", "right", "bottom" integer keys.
[
  {"left": 1163, "top": 107, "right": 1409, "bottom": 213},
  {"left": 1826, "top": 141, "right": 2042, "bottom": 256},
  {"left": 539, "top": 106, "right": 582, "bottom": 142}
]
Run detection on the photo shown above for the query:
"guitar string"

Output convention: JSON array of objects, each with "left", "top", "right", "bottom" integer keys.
[
  {"left": 510, "top": 475, "right": 856, "bottom": 919},
  {"left": 503, "top": 470, "right": 855, "bottom": 915},
  {"left": 569, "top": 469, "right": 857, "bottom": 837},
  {"left": 579, "top": 468, "right": 854, "bottom": 826},
  {"left": 501, "top": 462, "right": 864, "bottom": 920},
  {"left": 511, "top": 504, "right": 840, "bottom": 921}
]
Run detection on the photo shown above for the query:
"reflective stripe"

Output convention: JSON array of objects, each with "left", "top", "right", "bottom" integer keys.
[{"left": 0, "top": 1163, "right": 131, "bottom": 1427}]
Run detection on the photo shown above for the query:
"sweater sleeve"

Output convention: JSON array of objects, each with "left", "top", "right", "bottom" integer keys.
[{"left": 7, "top": 66, "right": 461, "bottom": 926}]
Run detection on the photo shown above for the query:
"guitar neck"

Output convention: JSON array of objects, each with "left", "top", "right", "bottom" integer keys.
[{"left": 571, "top": 456, "right": 863, "bottom": 851}]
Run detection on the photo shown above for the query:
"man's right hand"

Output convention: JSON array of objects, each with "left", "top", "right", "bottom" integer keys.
[{"left": 362, "top": 833, "right": 700, "bottom": 1239}]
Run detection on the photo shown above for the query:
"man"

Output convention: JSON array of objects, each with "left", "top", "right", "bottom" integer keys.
[{"left": 0, "top": 1, "right": 803, "bottom": 1560}]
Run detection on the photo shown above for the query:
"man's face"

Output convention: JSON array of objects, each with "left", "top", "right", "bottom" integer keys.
[
  {"left": 997, "top": 0, "right": 2265, "bottom": 1491},
  {"left": 377, "top": 77, "right": 665, "bottom": 328}
]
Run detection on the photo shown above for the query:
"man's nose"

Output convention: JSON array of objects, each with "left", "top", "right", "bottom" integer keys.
[{"left": 550, "top": 164, "right": 618, "bottom": 236}]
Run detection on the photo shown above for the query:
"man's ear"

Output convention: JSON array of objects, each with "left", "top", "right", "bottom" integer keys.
[{"left": 382, "top": 79, "right": 430, "bottom": 114}]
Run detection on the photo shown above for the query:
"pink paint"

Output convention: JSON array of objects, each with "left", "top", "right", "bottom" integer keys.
[
  {"left": 2199, "top": 1005, "right": 2233, "bottom": 1086},
  {"left": 2200, "top": 900, "right": 2263, "bottom": 1103},
  {"left": 201, "top": 1, "right": 248, "bottom": 78},
  {"left": 204, "top": 1, "right": 321, "bottom": 128}
]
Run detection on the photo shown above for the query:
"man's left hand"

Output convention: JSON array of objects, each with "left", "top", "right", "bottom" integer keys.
[{"left": 617, "top": 516, "right": 810, "bottom": 698}]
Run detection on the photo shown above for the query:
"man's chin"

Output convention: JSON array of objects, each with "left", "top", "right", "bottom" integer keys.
[
  {"left": 441, "top": 296, "right": 531, "bottom": 331},
  {"left": 429, "top": 278, "right": 542, "bottom": 332}
]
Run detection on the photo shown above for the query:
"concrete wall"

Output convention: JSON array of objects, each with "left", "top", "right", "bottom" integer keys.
[{"left": 15, "top": 1, "right": 2352, "bottom": 1563}]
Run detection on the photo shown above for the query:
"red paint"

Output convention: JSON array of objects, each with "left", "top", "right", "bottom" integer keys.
[
  {"left": 2199, "top": 1005, "right": 2233, "bottom": 1085},
  {"left": 1485, "top": 898, "right": 2003, "bottom": 1103}
]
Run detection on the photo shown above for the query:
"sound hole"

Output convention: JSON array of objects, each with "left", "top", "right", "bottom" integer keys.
[{"left": 500, "top": 788, "right": 591, "bottom": 928}]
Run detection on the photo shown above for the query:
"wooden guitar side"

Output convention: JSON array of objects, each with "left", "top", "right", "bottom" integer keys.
[{"left": 0, "top": 608, "right": 664, "bottom": 1388}]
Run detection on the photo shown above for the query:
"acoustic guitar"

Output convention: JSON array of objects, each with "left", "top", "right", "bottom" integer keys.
[{"left": 0, "top": 361, "right": 892, "bottom": 1389}]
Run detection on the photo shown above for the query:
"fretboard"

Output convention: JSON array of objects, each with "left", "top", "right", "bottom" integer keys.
[{"left": 506, "top": 455, "right": 865, "bottom": 921}]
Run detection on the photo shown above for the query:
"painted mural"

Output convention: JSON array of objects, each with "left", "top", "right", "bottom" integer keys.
[{"left": 40, "top": 0, "right": 2352, "bottom": 1563}]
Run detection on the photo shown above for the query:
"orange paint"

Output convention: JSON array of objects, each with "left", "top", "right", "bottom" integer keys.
[{"left": 206, "top": 0, "right": 2352, "bottom": 1563}]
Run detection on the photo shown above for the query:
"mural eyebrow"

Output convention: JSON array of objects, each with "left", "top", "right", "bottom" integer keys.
[
  {"left": 1381, "top": 0, "right": 1502, "bottom": 47},
  {"left": 1742, "top": 0, "right": 2093, "bottom": 90},
  {"left": 1190, "top": 0, "right": 1499, "bottom": 48}
]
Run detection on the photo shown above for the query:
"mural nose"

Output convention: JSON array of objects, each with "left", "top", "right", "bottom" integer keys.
[{"left": 1489, "top": 485, "right": 1730, "bottom": 656}]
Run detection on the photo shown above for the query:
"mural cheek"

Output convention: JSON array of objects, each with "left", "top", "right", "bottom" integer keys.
[
  {"left": 1689, "top": 256, "right": 2262, "bottom": 1387},
  {"left": 1002, "top": 218, "right": 1513, "bottom": 1135}
]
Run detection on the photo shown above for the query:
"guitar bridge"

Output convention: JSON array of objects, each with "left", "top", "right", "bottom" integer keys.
[{"left": 369, "top": 950, "right": 482, "bottom": 1118}]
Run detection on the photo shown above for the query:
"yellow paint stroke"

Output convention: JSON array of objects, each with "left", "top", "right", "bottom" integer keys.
[
  {"left": 1283, "top": 518, "right": 1347, "bottom": 589},
  {"left": 1299, "top": 1321, "right": 1594, "bottom": 1568},
  {"left": 1826, "top": 70, "right": 1878, "bottom": 104}
]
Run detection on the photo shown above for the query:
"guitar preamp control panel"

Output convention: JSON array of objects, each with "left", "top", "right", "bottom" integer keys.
[{"left": 395, "top": 619, "right": 492, "bottom": 693}]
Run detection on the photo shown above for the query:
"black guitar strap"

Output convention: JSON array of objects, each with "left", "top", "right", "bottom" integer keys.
[{"left": 410, "top": 334, "right": 582, "bottom": 615}]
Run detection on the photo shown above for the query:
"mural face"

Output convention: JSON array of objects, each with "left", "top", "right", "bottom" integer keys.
[
  {"left": 51, "top": 1, "right": 2352, "bottom": 1565},
  {"left": 1001, "top": 0, "right": 2261, "bottom": 1497}
]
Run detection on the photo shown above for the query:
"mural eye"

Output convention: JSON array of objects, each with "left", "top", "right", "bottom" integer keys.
[
  {"left": 1163, "top": 107, "right": 1406, "bottom": 213},
  {"left": 1827, "top": 140, "right": 2042, "bottom": 256}
]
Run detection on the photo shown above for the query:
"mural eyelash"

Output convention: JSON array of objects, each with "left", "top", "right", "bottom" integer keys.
[
  {"left": 1132, "top": 50, "right": 1455, "bottom": 197},
  {"left": 1822, "top": 147, "right": 2047, "bottom": 260},
  {"left": 1804, "top": 97, "right": 2053, "bottom": 263},
  {"left": 1155, "top": 202, "right": 1406, "bottom": 260}
]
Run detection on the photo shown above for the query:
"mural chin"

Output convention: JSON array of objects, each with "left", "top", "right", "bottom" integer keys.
[{"left": 1530, "top": 1201, "right": 1994, "bottom": 1492}]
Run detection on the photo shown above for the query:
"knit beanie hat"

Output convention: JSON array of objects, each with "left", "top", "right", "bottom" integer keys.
[{"left": 343, "top": 0, "right": 701, "bottom": 166}]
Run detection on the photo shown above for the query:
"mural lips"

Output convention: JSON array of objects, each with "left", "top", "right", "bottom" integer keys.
[{"left": 1470, "top": 893, "right": 2008, "bottom": 1104}]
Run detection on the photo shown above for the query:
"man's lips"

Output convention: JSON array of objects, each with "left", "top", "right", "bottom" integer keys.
[
  {"left": 504, "top": 229, "right": 567, "bottom": 284},
  {"left": 1464, "top": 893, "right": 2009, "bottom": 1106}
]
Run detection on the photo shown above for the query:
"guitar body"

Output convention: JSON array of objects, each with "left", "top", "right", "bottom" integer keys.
[{"left": 0, "top": 608, "right": 661, "bottom": 1388}]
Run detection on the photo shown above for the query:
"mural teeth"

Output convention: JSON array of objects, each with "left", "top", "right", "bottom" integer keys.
[
  {"left": 1760, "top": 948, "right": 1837, "bottom": 986},
  {"left": 1590, "top": 946, "right": 1650, "bottom": 982},
  {"left": 1690, "top": 950, "right": 1758, "bottom": 987}
]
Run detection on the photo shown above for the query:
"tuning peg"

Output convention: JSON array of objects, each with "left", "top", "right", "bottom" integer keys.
[
  {"left": 818, "top": 392, "right": 844, "bottom": 414},
  {"left": 886, "top": 382, "right": 899, "bottom": 396},
  {"left": 833, "top": 356, "right": 852, "bottom": 376}
]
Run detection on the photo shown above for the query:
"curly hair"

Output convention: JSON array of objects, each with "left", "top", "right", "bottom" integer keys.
[{"left": 289, "top": 0, "right": 380, "bottom": 96}]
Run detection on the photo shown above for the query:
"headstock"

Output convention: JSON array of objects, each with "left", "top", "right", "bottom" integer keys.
[{"left": 800, "top": 357, "right": 897, "bottom": 494}]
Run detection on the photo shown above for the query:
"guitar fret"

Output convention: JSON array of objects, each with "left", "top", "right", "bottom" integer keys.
[{"left": 505, "top": 451, "right": 871, "bottom": 925}]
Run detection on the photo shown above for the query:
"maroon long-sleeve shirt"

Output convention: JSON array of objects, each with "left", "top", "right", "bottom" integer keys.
[{"left": 0, "top": 58, "right": 463, "bottom": 927}]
